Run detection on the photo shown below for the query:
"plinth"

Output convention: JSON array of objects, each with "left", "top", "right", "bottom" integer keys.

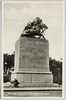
[{"left": 11, "top": 37, "right": 53, "bottom": 87}]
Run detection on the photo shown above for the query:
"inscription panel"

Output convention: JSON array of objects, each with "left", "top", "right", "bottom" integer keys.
[{"left": 15, "top": 37, "right": 49, "bottom": 72}]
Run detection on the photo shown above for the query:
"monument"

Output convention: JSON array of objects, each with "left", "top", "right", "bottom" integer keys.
[{"left": 11, "top": 17, "right": 53, "bottom": 87}]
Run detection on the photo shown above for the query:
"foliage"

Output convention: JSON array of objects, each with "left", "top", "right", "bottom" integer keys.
[
  {"left": 3, "top": 53, "right": 14, "bottom": 71},
  {"left": 49, "top": 57, "right": 62, "bottom": 76}
]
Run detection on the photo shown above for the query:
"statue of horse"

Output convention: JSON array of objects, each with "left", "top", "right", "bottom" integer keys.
[{"left": 21, "top": 17, "right": 48, "bottom": 39}]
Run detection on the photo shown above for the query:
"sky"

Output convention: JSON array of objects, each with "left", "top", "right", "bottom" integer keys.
[{"left": 2, "top": 2, "right": 64, "bottom": 61}]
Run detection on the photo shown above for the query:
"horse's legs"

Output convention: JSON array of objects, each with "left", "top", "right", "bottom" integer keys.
[
  {"left": 38, "top": 34, "right": 43, "bottom": 39},
  {"left": 41, "top": 34, "right": 45, "bottom": 39}
]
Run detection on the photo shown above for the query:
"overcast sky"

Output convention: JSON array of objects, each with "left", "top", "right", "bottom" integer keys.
[{"left": 2, "top": 2, "right": 64, "bottom": 61}]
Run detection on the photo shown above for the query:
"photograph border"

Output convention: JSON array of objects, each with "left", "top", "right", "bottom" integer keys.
[{"left": 1, "top": 0, "right": 65, "bottom": 99}]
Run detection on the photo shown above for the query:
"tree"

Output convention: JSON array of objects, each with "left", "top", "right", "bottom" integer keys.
[{"left": 3, "top": 53, "right": 15, "bottom": 73}]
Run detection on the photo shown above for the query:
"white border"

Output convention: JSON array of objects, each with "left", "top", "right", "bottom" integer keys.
[{"left": 1, "top": 0, "right": 65, "bottom": 99}]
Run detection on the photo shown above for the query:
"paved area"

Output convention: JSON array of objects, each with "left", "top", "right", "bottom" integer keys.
[
  {"left": 4, "top": 87, "right": 62, "bottom": 91},
  {"left": 3, "top": 82, "right": 62, "bottom": 90},
  {"left": 3, "top": 82, "right": 62, "bottom": 97}
]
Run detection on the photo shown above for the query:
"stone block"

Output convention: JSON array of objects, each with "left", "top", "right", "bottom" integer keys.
[
  {"left": 11, "top": 72, "right": 53, "bottom": 86},
  {"left": 32, "top": 74, "right": 39, "bottom": 83},
  {"left": 14, "top": 37, "right": 49, "bottom": 72},
  {"left": 11, "top": 37, "right": 53, "bottom": 87},
  {"left": 23, "top": 74, "right": 32, "bottom": 83}
]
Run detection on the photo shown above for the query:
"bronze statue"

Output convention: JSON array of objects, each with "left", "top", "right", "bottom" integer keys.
[{"left": 21, "top": 17, "right": 48, "bottom": 39}]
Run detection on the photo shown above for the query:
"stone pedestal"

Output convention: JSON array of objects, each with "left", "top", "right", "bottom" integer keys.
[{"left": 11, "top": 37, "right": 53, "bottom": 87}]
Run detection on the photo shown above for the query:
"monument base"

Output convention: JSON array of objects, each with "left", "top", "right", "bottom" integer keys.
[
  {"left": 11, "top": 71, "right": 57, "bottom": 87},
  {"left": 11, "top": 37, "right": 57, "bottom": 87}
]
